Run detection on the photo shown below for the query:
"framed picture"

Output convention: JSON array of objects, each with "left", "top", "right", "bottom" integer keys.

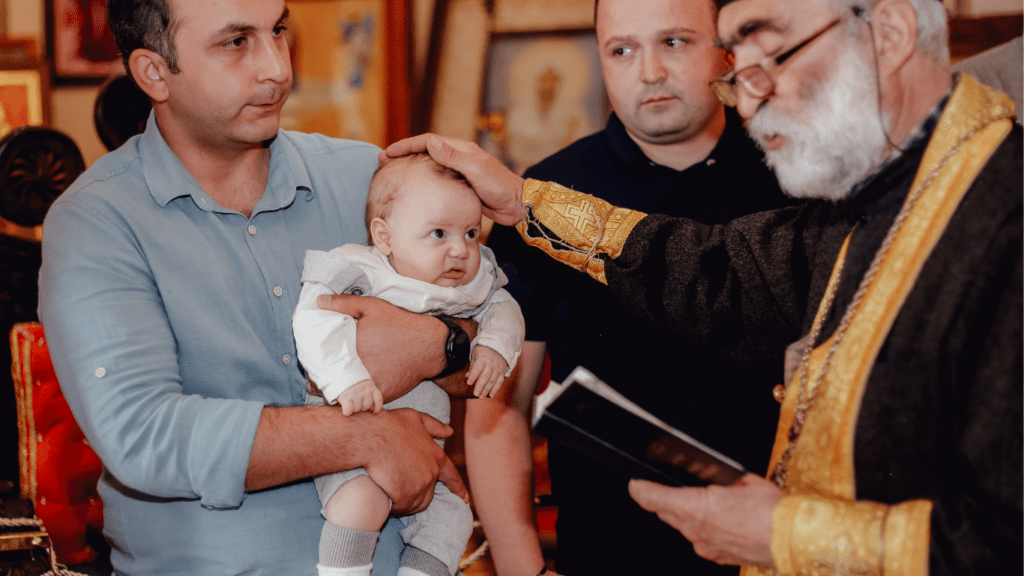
[
  {"left": 48, "top": 0, "right": 124, "bottom": 82},
  {"left": 0, "top": 68, "right": 47, "bottom": 139},
  {"left": 280, "top": 0, "right": 410, "bottom": 148},
  {"left": 426, "top": 0, "right": 605, "bottom": 166},
  {"left": 477, "top": 31, "right": 608, "bottom": 175}
]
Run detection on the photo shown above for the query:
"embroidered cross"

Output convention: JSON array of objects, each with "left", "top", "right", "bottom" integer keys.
[{"left": 564, "top": 201, "right": 598, "bottom": 233}]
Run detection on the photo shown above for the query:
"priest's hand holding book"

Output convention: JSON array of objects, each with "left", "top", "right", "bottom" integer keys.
[
  {"left": 532, "top": 367, "right": 783, "bottom": 568},
  {"left": 628, "top": 474, "right": 782, "bottom": 567}
]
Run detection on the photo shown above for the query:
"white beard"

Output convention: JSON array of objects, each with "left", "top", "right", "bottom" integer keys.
[{"left": 747, "top": 43, "right": 891, "bottom": 201}]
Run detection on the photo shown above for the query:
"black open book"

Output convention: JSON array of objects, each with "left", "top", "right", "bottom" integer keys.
[{"left": 533, "top": 366, "right": 746, "bottom": 487}]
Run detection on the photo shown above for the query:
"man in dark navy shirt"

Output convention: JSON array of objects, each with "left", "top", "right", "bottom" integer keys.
[{"left": 463, "top": 0, "right": 795, "bottom": 574}]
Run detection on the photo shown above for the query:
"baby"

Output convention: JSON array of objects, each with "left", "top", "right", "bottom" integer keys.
[{"left": 292, "top": 153, "right": 525, "bottom": 576}]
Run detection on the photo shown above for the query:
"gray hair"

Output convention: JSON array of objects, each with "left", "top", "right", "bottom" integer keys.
[{"left": 836, "top": 0, "right": 949, "bottom": 65}]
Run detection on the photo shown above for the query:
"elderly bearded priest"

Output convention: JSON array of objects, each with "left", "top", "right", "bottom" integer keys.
[{"left": 384, "top": 0, "right": 1023, "bottom": 572}]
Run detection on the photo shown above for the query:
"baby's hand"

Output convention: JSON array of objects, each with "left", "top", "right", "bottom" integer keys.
[
  {"left": 467, "top": 346, "right": 508, "bottom": 398},
  {"left": 336, "top": 379, "right": 384, "bottom": 416}
]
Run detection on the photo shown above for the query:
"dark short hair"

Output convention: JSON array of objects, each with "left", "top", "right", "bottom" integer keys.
[
  {"left": 107, "top": 0, "right": 181, "bottom": 79},
  {"left": 595, "top": 0, "right": 718, "bottom": 26}
]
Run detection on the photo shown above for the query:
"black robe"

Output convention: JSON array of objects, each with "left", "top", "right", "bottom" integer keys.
[{"left": 603, "top": 117, "right": 1022, "bottom": 574}]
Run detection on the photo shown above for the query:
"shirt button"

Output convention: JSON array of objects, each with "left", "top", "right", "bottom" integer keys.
[
  {"left": 95, "top": 367, "right": 107, "bottom": 378},
  {"left": 282, "top": 354, "right": 291, "bottom": 364},
  {"left": 247, "top": 224, "right": 257, "bottom": 235},
  {"left": 273, "top": 286, "right": 283, "bottom": 297}
]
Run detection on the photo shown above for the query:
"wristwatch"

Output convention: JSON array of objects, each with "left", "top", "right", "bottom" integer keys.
[{"left": 433, "top": 315, "right": 471, "bottom": 379}]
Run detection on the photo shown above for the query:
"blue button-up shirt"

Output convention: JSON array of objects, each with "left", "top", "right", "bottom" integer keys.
[{"left": 39, "top": 114, "right": 404, "bottom": 575}]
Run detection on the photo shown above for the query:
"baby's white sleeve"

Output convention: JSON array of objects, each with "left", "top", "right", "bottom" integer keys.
[
  {"left": 292, "top": 280, "right": 373, "bottom": 404},
  {"left": 470, "top": 288, "right": 525, "bottom": 376}
]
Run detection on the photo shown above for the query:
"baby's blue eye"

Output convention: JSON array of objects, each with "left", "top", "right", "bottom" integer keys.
[{"left": 430, "top": 229, "right": 446, "bottom": 239}]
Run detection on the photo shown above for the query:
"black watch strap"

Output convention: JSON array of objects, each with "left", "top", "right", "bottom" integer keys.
[{"left": 434, "top": 315, "right": 471, "bottom": 379}]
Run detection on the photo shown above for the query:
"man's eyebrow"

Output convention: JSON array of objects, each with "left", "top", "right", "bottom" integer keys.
[
  {"left": 214, "top": 22, "right": 257, "bottom": 38},
  {"left": 717, "top": 18, "right": 785, "bottom": 51},
  {"left": 602, "top": 27, "right": 699, "bottom": 49},
  {"left": 601, "top": 34, "right": 636, "bottom": 49},
  {"left": 213, "top": 7, "right": 290, "bottom": 38},
  {"left": 659, "top": 27, "right": 700, "bottom": 36}
]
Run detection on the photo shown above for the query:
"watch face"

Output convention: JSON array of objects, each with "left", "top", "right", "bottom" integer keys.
[
  {"left": 449, "top": 323, "right": 471, "bottom": 369},
  {"left": 437, "top": 316, "right": 472, "bottom": 378}
]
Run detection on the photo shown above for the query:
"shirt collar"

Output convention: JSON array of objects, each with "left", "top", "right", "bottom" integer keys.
[
  {"left": 604, "top": 112, "right": 649, "bottom": 170},
  {"left": 138, "top": 111, "right": 311, "bottom": 215},
  {"left": 604, "top": 107, "right": 747, "bottom": 173}
]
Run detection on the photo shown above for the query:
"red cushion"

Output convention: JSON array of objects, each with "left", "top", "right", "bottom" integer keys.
[{"left": 11, "top": 322, "right": 104, "bottom": 564}]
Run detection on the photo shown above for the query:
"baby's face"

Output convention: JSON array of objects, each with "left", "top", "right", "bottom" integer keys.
[{"left": 382, "top": 166, "right": 483, "bottom": 287}]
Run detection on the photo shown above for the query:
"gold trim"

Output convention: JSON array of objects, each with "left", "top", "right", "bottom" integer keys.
[
  {"left": 772, "top": 494, "right": 888, "bottom": 576},
  {"left": 517, "top": 179, "right": 647, "bottom": 284},
  {"left": 747, "top": 77, "right": 1014, "bottom": 576},
  {"left": 11, "top": 322, "right": 41, "bottom": 502},
  {"left": 758, "top": 496, "right": 933, "bottom": 576},
  {"left": 882, "top": 500, "right": 934, "bottom": 576}
]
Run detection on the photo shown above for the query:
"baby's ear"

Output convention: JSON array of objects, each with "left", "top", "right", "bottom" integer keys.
[{"left": 369, "top": 217, "right": 392, "bottom": 255}]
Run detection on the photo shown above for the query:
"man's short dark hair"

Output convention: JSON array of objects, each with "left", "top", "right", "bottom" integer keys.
[
  {"left": 594, "top": 0, "right": 718, "bottom": 26},
  {"left": 107, "top": 0, "right": 181, "bottom": 79}
]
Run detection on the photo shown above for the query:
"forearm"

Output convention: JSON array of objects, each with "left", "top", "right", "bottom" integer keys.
[
  {"left": 325, "top": 293, "right": 477, "bottom": 400},
  {"left": 519, "top": 180, "right": 845, "bottom": 356},
  {"left": 465, "top": 398, "right": 544, "bottom": 575},
  {"left": 358, "top": 309, "right": 450, "bottom": 400},
  {"left": 245, "top": 405, "right": 375, "bottom": 491},
  {"left": 464, "top": 342, "right": 547, "bottom": 575}
]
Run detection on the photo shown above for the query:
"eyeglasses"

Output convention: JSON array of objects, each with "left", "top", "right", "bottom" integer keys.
[{"left": 710, "top": 10, "right": 855, "bottom": 107}]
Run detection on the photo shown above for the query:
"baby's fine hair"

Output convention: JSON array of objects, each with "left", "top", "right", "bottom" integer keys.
[{"left": 365, "top": 153, "right": 471, "bottom": 244}]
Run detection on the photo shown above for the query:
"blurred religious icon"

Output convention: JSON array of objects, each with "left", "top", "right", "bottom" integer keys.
[
  {"left": 281, "top": 0, "right": 394, "bottom": 147},
  {"left": 504, "top": 38, "right": 594, "bottom": 173},
  {"left": 50, "top": 0, "right": 123, "bottom": 80},
  {"left": 331, "top": 13, "right": 376, "bottom": 141},
  {"left": 478, "top": 35, "right": 604, "bottom": 175}
]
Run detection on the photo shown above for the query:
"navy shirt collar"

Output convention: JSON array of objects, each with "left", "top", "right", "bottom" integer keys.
[{"left": 603, "top": 107, "right": 749, "bottom": 175}]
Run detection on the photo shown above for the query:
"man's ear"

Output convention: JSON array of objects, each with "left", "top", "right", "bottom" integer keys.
[
  {"left": 128, "top": 49, "right": 171, "bottom": 103},
  {"left": 369, "top": 217, "right": 392, "bottom": 255},
  {"left": 868, "top": 0, "right": 918, "bottom": 78}
]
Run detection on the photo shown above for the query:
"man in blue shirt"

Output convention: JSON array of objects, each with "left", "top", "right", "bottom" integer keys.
[{"left": 37, "top": 0, "right": 469, "bottom": 573}]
